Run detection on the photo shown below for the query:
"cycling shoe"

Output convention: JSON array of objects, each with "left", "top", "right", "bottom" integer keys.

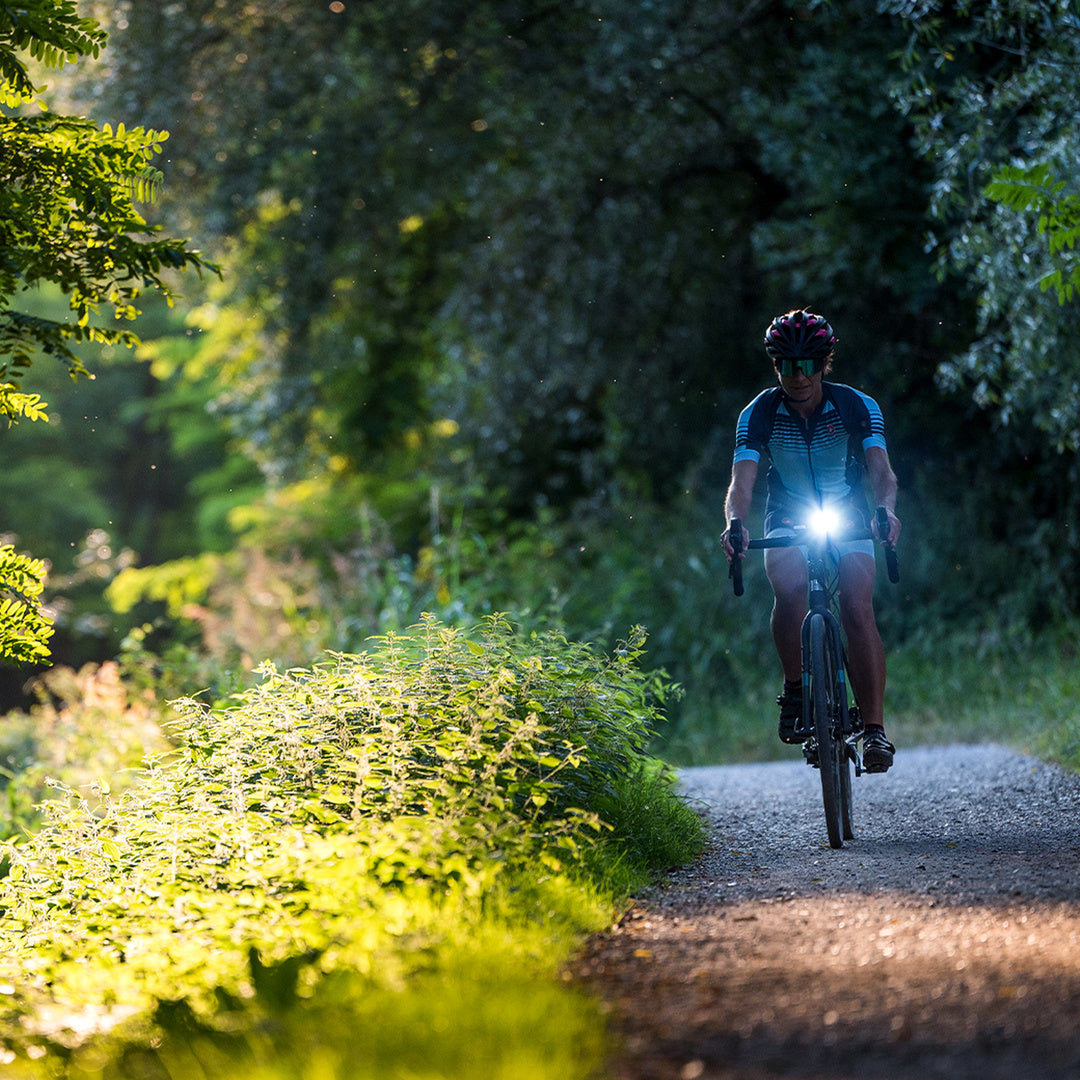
[
  {"left": 777, "top": 688, "right": 805, "bottom": 744},
  {"left": 861, "top": 728, "right": 895, "bottom": 773}
]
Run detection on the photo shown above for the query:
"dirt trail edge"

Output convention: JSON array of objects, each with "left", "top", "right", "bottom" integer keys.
[{"left": 575, "top": 744, "right": 1080, "bottom": 1080}]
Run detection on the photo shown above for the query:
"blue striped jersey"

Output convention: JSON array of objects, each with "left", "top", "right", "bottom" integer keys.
[{"left": 733, "top": 383, "right": 887, "bottom": 521}]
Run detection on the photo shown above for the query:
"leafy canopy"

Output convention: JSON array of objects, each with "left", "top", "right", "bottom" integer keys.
[
  {"left": 0, "top": 0, "right": 216, "bottom": 668},
  {"left": 0, "top": 0, "right": 217, "bottom": 423},
  {"left": 885, "top": 0, "right": 1080, "bottom": 446},
  {"left": 0, "top": 0, "right": 104, "bottom": 105}
]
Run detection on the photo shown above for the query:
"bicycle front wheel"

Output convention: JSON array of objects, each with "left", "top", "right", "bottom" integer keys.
[{"left": 809, "top": 613, "right": 845, "bottom": 849}]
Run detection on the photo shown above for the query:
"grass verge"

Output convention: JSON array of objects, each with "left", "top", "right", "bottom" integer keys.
[{"left": 660, "top": 625, "right": 1080, "bottom": 771}]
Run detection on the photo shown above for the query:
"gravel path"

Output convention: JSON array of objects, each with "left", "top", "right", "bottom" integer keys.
[{"left": 576, "top": 744, "right": 1080, "bottom": 1079}]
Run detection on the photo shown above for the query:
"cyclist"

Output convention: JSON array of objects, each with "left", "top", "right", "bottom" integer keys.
[{"left": 721, "top": 309, "right": 901, "bottom": 773}]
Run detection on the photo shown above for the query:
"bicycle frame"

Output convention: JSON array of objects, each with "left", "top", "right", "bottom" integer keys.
[
  {"left": 799, "top": 534, "right": 860, "bottom": 766},
  {"left": 728, "top": 506, "right": 897, "bottom": 848}
]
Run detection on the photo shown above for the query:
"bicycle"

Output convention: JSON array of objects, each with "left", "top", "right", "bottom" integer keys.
[{"left": 728, "top": 505, "right": 899, "bottom": 849}]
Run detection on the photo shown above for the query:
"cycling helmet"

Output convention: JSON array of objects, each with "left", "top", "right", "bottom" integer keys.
[{"left": 763, "top": 309, "right": 837, "bottom": 362}]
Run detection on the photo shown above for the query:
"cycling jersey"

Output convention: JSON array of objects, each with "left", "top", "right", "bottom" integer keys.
[{"left": 733, "top": 382, "right": 887, "bottom": 527}]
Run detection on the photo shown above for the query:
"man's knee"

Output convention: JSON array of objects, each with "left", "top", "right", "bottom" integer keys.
[{"left": 838, "top": 584, "right": 882, "bottom": 647}]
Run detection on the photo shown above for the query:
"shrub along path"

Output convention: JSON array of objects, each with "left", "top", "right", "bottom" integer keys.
[
  {"left": 0, "top": 618, "right": 704, "bottom": 1078},
  {"left": 576, "top": 744, "right": 1080, "bottom": 1079}
]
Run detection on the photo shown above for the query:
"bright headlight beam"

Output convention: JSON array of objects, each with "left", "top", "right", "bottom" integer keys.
[{"left": 808, "top": 506, "right": 841, "bottom": 537}]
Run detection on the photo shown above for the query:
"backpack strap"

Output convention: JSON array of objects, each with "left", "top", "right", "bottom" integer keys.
[
  {"left": 742, "top": 387, "right": 785, "bottom": 459},
  {"left": 821, "top": 382, "right": 873, "bottom": 461}
]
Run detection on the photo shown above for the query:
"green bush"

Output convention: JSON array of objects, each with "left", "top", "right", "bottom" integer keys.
[
  {"left": 0, "top": 661, "right": 171, "bottom": 841},
  {"left": 0, "top": 616, "right": 704, "bottom": 1077}
]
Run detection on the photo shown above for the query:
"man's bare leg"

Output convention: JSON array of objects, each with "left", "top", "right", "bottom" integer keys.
[{"left": 837, "top": 552, "right": 886, "bottom": 727}]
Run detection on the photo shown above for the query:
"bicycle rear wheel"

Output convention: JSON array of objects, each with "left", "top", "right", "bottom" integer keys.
[{"left": 809, "top": 614, "right": 845, "bottom": 848}]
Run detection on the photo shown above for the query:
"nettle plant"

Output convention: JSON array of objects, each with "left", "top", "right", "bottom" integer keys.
[{"left": 0, "top": 615, "right": 684, "bottom": 1055}]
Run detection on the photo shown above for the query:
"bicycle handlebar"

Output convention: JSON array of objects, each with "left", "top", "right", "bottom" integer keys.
[
  {"left": 729, "top": 519, "right": 745, "bottom": 596},
  {"left": 728, "top": 507, "right": 899, "bottom": 595}
]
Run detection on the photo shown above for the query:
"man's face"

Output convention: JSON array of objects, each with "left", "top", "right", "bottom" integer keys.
[
  {"left": 774, "top": 357, "right": 820, "bottom": 378},
  {"left": 775, "top": 358, "right": 823, "bottom": 404}
]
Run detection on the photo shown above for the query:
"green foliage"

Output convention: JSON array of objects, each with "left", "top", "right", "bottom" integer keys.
[
  {"left": 0, "top": 288, "right": 264, "bottom": 582},
  {"left": 103, "top": 482, "right": 424, "bottom": 682},
  {"left": 590, "top": 761, "right": 707, "bottom": 886},
  {"left": 0, "top": 661, "right": 169, "bottom": 839},
  {"left": 0, "top": 618, "right": 703, "bottom": 1074},
  {"left": 886, "top": 0, "right": 1080, "bottom": 446},
  {"left": 2, "top": 0, "right": 214, "bottom": 385},
  {"left": 985, "top": 164, "right": 1080, "bottom": 303},
  {"left": 60, "top": 1, "right": 942, "bottom": 511},
  {"left": 0, "top": 387, "right": 46, "bottom": 423},
  {"left": 0, "top": 1, "right": 105, "bottom": 107},
  {"left": 0, "top": 109, "right": 213, "bottom": 391},
  {"left": 0, "top": 0, "right": 219, "bottom": 676},
  {"left": 0, "top": 546, "right": 52, "bottom": 666}
]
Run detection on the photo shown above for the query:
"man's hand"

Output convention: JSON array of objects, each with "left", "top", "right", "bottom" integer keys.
[
  {"left": 873, "top": 506, "right": 902, "bottom": 548},
  {"left": 722, "top": 521, "right": 749, "bottom": 562},
  {"left": 723, "top": 460, "right": 758, "bottom": 562}
]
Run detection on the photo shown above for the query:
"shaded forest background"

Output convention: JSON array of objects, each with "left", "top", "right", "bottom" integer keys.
[{"left": 4, "top": 0, "right": 1080, "bottom": 748}]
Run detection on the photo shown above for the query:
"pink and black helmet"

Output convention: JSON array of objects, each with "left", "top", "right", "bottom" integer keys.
[{"left": 763, "top": 309, "right": 838, "bottom": 361}]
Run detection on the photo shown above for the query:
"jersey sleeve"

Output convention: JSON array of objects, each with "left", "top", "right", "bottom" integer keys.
[
  {"left": 733, "top": 398, "right": 762, "bottom": 464},
  {"left": 855, "top": 389, "right": 888, "bottom": 452}
]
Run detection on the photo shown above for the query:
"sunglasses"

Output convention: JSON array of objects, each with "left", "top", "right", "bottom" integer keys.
[{"left": 774, "top": 357, "right": 823, "bottom": 377}]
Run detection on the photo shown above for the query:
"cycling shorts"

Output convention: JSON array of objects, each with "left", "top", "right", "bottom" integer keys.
[{"left": 763, "top": 508, "right": 874, "bottom": 561}]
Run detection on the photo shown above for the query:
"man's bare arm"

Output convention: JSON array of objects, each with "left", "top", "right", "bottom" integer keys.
[
  {"left": 723, "top": 459, "right": 758, "bottom": 558},
  {"left": 865, "top": 445, "right": 901, "bottom": 544}
]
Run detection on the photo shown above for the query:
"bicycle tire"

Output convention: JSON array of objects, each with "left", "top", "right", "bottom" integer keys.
[
  {"left": 827, "top": 623, "right": 855, "bottom": 842},
  {"left": 809, "top": 614, "right": 844, "bottom": 848},
  {"left": 839, "top": 699, "right": 855, "bottom": 842},
  {"left": 834, "top": 641, "right": 855, "bottom": 841}
]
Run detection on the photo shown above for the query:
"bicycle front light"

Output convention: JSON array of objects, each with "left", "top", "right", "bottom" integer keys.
[{"left": 808, "top": 506, "right": 842, "bottom": 538}]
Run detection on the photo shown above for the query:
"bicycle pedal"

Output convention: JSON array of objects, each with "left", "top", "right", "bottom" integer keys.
[{"left": 802, "top": 740, "right": 820, "bottom": 768}]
